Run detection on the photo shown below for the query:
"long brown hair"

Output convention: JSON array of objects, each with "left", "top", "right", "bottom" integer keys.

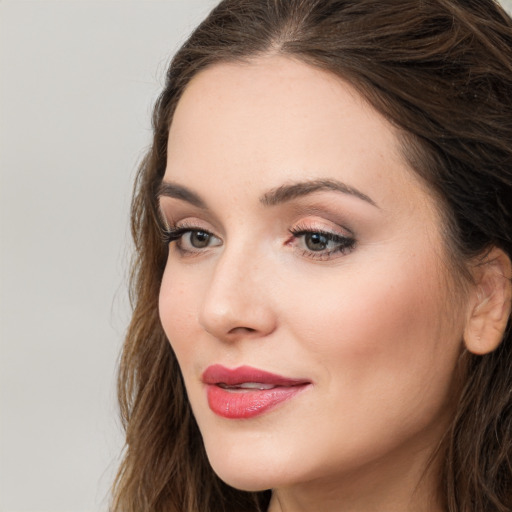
[{"left": 111, "top": 1, "right": 512, "bottom": 511}]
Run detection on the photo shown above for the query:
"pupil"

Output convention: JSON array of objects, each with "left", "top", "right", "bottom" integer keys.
[
  {"left": 306, "top": 233, "right": 328, "bottom": 251},
  {"left": 191, "top": 231, "right": 210, "bottom": 248}
]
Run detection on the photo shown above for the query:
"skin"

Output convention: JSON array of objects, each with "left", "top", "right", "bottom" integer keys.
[{"left": 158, "top": 56, "right": 472, "bottom": 512}]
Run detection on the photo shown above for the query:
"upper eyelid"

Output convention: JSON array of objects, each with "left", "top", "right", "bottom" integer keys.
[
  {"left": 158, "top": 202, "right": 357, "bottom": 242},
  {"left": 291, "top": 219, "right": 355, "bottom": 238},
  {"left": 157, "top": 200, "right": 225, "bottom": 234},
  {"left": 157, "top": 196, "right": 223, "bottom": 231},
  {"left": 158, "top": 192, "right": 362, "bottom": 232},
  {"left": 290, "top": 229, "right": 354, "bottom": 242},
  {"left": 158, "top": 209, "right": 215, "bottom": 232}
]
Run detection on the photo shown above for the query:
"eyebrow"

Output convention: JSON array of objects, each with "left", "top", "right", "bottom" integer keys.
[
  {"left": 157, "top": 181, "right": 207, "bottom": 209},
  {"left": 260, "top": 179, "right": 378, "bottom": 208},
  {"left": 157, "top": 178, "right": 378, "bottom": 209}
]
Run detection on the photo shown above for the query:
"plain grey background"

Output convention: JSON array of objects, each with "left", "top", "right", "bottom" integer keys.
[
  {"left": 1, "top": 1, "right": 511, "bottom": 511},
  {"left": 0, "top": 1, "right": 215, "bottom": 511}
]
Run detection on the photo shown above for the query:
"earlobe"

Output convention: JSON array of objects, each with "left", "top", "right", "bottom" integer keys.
[{"left": 464, "top": 247, "right": 512, "bottom": 355}]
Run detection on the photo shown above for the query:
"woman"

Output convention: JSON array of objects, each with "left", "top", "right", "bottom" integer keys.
[{"left": 112, "top": 1, "right": 512, "bottom": 511}]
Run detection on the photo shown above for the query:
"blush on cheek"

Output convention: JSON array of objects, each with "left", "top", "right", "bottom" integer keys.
[
  {"left": 159, "top": 272, "right": 195, "bottom": 341},
  {"left": 299, "top": 251, "right": 459, "bottom": 392}
]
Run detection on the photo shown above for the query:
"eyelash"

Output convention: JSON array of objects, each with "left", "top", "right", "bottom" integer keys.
[
  {"left": 161, "top": 223, "right": 218, "bottom": 255},
  {"left": 288, "top": 225, "right": 356, "bottom": 261},
  {"left": 161, "top": 223, "right": 356, "bottom": 261}
]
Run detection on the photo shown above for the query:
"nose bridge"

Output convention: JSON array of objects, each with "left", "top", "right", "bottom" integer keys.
[{"left": 198, "top": 237, "right": 275, "bottom": 340}]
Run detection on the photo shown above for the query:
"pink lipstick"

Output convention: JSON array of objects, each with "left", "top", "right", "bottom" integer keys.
[{"left": 202, "top": 365, "right": 310, "bottom": 419}]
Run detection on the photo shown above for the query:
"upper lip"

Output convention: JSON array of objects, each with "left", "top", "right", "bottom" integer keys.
[{"left": 202, "top": 364, "right": 310, "bottom": 387}]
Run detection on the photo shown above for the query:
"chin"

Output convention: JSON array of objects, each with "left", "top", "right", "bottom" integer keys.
[
  {"left": 203, "top": 439, "right": 291, "bottom": 492},
  {"left": 214, "top": 471, "right": 272, "bottom": 493}
]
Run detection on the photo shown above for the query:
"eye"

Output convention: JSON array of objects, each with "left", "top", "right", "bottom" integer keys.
[
  {"left": 303, "top": 232, "right": 334, "bottom": 251},
  {"left": 288, "top": 226, "right": 356, "bottom": 260},
  {"left": 184, "top": 230, "right": 213, "bottom": 249},
  {"left": 163, "top": 225, "right": 222, "bottom": 254}
]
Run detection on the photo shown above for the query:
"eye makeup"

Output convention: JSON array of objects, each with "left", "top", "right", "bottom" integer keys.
[
  {"left": 161, "top": 221, "right": 222, "bottom": 256},
  {"left": 287, "top": 226, "right": 356, "bottom": 261},
  {"left": 157, "top": 192, "right": 365, "bottom": 263}
]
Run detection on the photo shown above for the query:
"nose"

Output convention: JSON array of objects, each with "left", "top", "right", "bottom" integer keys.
[{"left": 198, "top": 244, "right": 277, "bottom": 342}]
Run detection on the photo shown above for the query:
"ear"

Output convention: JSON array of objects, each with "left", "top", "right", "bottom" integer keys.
[{"left": 464, "top": 247, "right": 512, "bottom": 355}]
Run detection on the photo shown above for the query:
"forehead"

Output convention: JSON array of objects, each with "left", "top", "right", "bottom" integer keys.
[{"left": 165, "top": 55, "right": 432, "bottom": 214}]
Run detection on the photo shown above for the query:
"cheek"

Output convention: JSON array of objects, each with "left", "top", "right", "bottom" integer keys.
[
  {"left": 158, "top": 241, "right": 466, "bottom": 483},
  {"left": 158, "top": 267, "right": 199, "bottom": 361},
  {"left": 285, "top": 254, "right": 463, "bottom": 426}
]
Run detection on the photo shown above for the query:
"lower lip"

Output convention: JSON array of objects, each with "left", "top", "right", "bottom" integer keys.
[{"left": 206, "top": 384, "right": 308, "bottom": 419}]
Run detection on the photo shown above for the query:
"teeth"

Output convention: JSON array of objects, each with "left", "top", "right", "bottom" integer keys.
[
  {"left": 240, "top": 382, "right": 275, "bottom": 390},
  {"left": 219, "top": 382, "right": 276, "bottom": 390}
]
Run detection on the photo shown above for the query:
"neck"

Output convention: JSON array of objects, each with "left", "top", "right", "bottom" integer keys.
[{"left": 267, "top": 437, "right": 446, "bottom": 512}]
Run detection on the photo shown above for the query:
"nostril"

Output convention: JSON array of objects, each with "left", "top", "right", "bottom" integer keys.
[{"left": 228, "top": 326, "right": 257, "bottom": 335}]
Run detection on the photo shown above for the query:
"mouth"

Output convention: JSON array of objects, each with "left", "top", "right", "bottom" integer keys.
[
  {"left": 202, "top": 365, "right": 311, "bottom": 419},
  {"left": 217, "top": 382, "right": 281, "bottom": 390}
]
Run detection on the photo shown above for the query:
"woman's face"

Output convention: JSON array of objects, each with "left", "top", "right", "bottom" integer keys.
[{"left": 158, "top": 56, "right": 468, "bottom": 495}]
